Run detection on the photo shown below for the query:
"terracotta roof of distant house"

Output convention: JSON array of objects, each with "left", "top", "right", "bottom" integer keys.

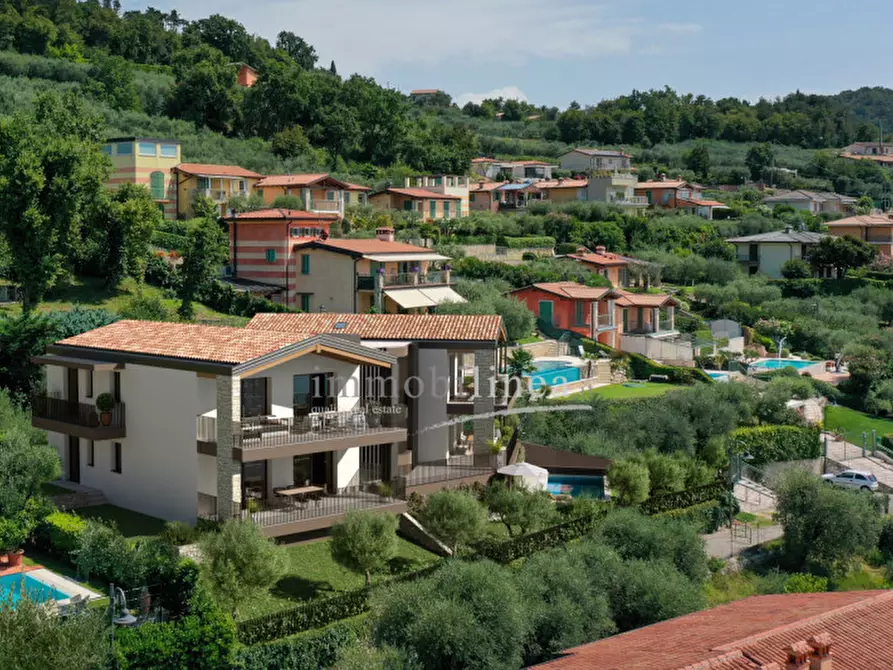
[
  {"left": 566, "top": 147, "right": 632, "bottom": 158},
  {"left": 762, "top": 189, "right": 858, "bottom": 204},
  {"left": 470, "top": 181, "right": 505, "bottom": 192},
  {"left": 248, "top": 313, "right": 505, "bottom": 342},
  {"left": 841, "top": 152, "right": 893, "bottom": 164},
  {"left": 226, "top": 209, "right": 340, "bottom": 221},
  {"left": 615, "top": 289, "right": 679, "bottom": 308},
  {"left": 54, "top": 320, "right": 311, "bottom": 365},
  {"left": 174, "top": 163, "right": 262, "bottom": 179},
  {"left": 635, "top": 180, "right": 689, "bottom": 189},
  {"left": 535, "top": 590, "right": 893, "bottom": 670},
  {"left": 679, "top": 198, "right": 725, "bottom": 208},
  {"left": 536, "top": 179, "right": 588, "bottom": 190},
  {"left": 410, "top": 89, "right": 440, "bottom": 95},
  {"left": 512, "top": 282, "right": 619, "bottom": 301},
  {"left": 377, "top": 187, "right": 460, "bottom": 200},
  {"left": 499, "top": 160, "right": 553, "bottom": 166},
  {"left": 254, "top": 173, "right": 371, "bottom": 190},
  {"left": 471, "top": 157, "right": 497, "bottom": 163},
  {"left": 825, "top": 214, "right": 893, "bottom": 227},
  {"left": 568, "top": 251, "right": 631, "bottom": 268},
  {"left": 293, "top": 237, "right": 439, "bottom": 256}
]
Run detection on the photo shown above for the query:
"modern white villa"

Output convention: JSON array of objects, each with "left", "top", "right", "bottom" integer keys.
[{"left": 31, "top": 315, "right": 507, "bottom": 538}]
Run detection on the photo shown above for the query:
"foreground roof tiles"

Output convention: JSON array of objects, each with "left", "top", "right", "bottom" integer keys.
[
  {"left": 228, "top": 209, "right": 340, "bottom": 221},
  {"left": 174, "top": 163, "right": 262, "bottom": 178},
  {"left": 56, "top": 320, "right": 310, "bottom": 365},
  {"left": 615, "top": 289, "right": 679, "bottom": 308},
  {"left": 297, "top": 238, "right": 435, "bottom": 255},
  {"left": 516, "top": 282, "right": 618, "bottom": 301},
  {"left": 248, "top": 313, "right": 504, "bottom": 342},
  {"left": 536, "top": 590, "right": 893, "bottom": 670}
]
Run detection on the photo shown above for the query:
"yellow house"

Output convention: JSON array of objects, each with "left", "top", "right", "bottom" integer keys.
[
  {"left": 253, "top": 174, "right": 370, "bottom": 216},
  {"left": 171, "top": 163, "right": 263, "bottom": 219},
  {"left": 103, "top": 137, "right": 181, "bottom": 219},
  {"left": 535, "top": 178, "right": 589, "bottom": 203},
  {"left": 368, "top": 187, "right": 462, "bottom": 221}
]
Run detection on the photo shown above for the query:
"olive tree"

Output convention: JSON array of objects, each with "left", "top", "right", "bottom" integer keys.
[{"left": 330, "top": 511, "right": 398, "bottom": 586}]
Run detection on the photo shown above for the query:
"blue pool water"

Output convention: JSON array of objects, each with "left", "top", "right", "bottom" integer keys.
[
  {"left": 526, "top": 360, "right": 581, "bottom": 390},
  {"left": 546, "top": 474, "right": 605, "bottom": 498},
  {"left": 0, "top": 573, "right": 71, "bottom": 606},
  {"left": 754, "top": 359, "right": 816, "bottom": 370},
  {"left": 707, "top": 371, "right": 730, "bottom": 381}
]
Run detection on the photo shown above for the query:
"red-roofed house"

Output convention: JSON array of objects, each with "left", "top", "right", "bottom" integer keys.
[
  {"left": 368, "top": 187, "right": 462, "bottom": 221},
  {"left": 468, "top": 181, "right": 505, "bottom": 213},
  {"left": 287, "top": 227, "right": 464, "bottom": 313},
  {"left": 404, "top": 176, "right": 470, "bottom": 216},
  {"left": 535, "top": 178, "right": 589, "bottom": 203},
  {"left": 472, "top": 159, "right": 557, "bottom": 181},
  {"left": 509, "top": 282, "right": 679, "bottom": 349},
  {"left": 234, "top": 63, "right": 258, "bottom": 87},
  {"left": 254, "top": 174, "right": 371, "bottom": 215},
  {"left": 535, "top": 590, "right": 893, "bottom": 670},
  {"left": 172, "top": 163, "right": 263, "bottom": 218},
  {"left": 558, "top": 147, "right": 632, "bottom": 172},
  {"left": 568, "top": 246, "right": 638, "bottom": 287},
  {"left": 635, "top": 178, "right": 725, "bottom": 219}
]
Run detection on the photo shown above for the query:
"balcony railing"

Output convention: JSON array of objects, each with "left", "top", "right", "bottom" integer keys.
[
  {"left": 242, "top": 479, "right": 405, "bottom": 531},
  {"left": 194, "top": 188, "right": 246, "bottom": 202},
  {"left": 611, "top": 195, "right": 648, "bottom": 205},
  {"left": 356, "top": 272, "right": 450, "bottom": 290},
  {"left": 596, "top": 313, "right": 615, "bottom": 328},
  {"left": 32, "top": 395, "right": 126, "bottom": 438},
  {"left": 308, "top": 200, "right": 341, "bottom": 212},
  {"left": 405, "top": 453, "right": 504, "bottom": 489},
  {"left": 356, "top": 274, "right": 376, "bottom": 291},
  {"left": 625, "top": 322, "right": 676, "bottom": 336}
]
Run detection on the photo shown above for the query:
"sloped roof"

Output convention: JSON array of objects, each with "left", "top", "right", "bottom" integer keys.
[
  {"left": 635, "top": 180, "right": 689, "bottom": 190},
  {"left": 568, "top": 251, "right": 630, "bottom": 268},
  {"left": 679, "top": 198, "right": 725, "bottom": 207},
  {"left": 763, "top": 189, "right": 857, "bottom": 204},
  {"left": 615, "top": 289, "right": 679, "bottom": 308},
  {"left": 536, "top": 179, "right": 588, "bottom": 190},
  {"left": 295, "top": 238, "right": 436, "bottom": 256},
  {"left": 565, "top": 148, "right": 632, "bottom": 158},
  {"left": 248, "top": 313, "right": 505, "bottom": 342},
  {"left": 726, "top": 230, "right": 826, "bottom": 243},
  {"left": 512, "top": 282, "right": 618, "bottom": 301},
  {"left": 254, "top": 174, "right": 370, "bottom": 190},
  {"left": 227, "top": 209, "right": 340, "bottom": 221},
  {"left": 536, "top": 590, "right": 893, "bottom": 670},
  {"left": 174, "top": 163, "right": 262, "bottom": 179},
  {"left": 825, "top": 214, "right": 893, "bottom": 227},
  {"left": 470, "top": 182, "right": 505, "bottom": 192},
  {"left": 375, "top": 187, "right": 460, "bottom": 200}
]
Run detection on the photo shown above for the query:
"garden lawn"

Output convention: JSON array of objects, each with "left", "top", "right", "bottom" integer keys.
[
  {"left": 75, "top": 505, "right": 167, "bottom": 541},
  {"left": 0, "top": 276, "right": 245, "bottom": 325},
  {"left": 40, "top": 482, "right": 72, "bottom": 496},
  {"left": 824, "top": 405, "right": 893, "bottom": 443},
  {"left": 573, "top": 382, "right": 687, "bottom": 401},
  {"left": 237, "top": 537, "right": 438, "bottom": 619}
]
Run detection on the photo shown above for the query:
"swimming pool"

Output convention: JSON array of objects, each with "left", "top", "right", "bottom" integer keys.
[
  {"left": 526, "top": 359, "right": 582, "bottom": 390},
  {"left": 0, "top": 573, "right": 71, "bottom": 606},
  {"left": 707, "top": 371, "right": 730, "bottom": 381},
  {"left": 753, "top": 359, "right": 817, "bottom": 371},
  {"left": 546, "top": 474, "right": 605, "bottom": 498}
]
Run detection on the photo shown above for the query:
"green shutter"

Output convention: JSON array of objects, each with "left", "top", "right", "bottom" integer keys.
[
  {"left": 443, "top": 201, "right": 450, "bottom": 218},
  {"left": 149, "top": 171, "right": 165, "bottom": 200},
  {"left": 266, "top": 249, "right": 276, "bottom": 263},
  {"left": 301, "top": 255, "right": 310, "bottom": 274},
  {"left": 429, "top": 200, "right": 436, "bottom": 218},
  {"left": 403, "top": 200, "right": 413, "bottom": 211},
  {"left": 300, "top": 295, "right": 311, "bottom": 311},
  {"left": 455, "top": 200, "right": 461, "bottom": 217}
]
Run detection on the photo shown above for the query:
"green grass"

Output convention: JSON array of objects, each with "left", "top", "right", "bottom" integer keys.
[
  {"left": 570, "top": 382, "right": 687, "bottom": 401},
  {"left": 74, "top": 504, "right": 167, "bottom": 541},
  {"left": 824, "top": 405, "right": 893, "bottom": 442},
  {"left": 237, "top": 537, "right": 438, "bottom": 619},
  {"left": 514, "top": 335, "right": 543, "bottom": 345},
  {"left": 0, "top": 276, "right": 245, "bottom": 325},
  {"left": 39, "top": 482, "right": 72, "bottom": 497}
]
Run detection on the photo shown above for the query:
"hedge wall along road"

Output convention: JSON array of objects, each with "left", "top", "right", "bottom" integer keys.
[{"left": 727, "top": 425, "right": 821, "bottom": 466}]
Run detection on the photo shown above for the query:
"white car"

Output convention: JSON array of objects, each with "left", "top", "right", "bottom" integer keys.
[{"left": 821, "top": 469, "right": 879, "bottom": 492}]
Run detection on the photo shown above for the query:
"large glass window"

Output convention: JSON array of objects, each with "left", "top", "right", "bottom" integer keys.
[
  {"left": 240, "top": 378, "right": 268, "bottom": 418},
  {"left": 138, "top": 142, "right": 156, "bottom": 157},
  {"left": 117, "top": 142, "right": 133, "bottom": 155},
  {"left": 102, "top": 144, "right": 112, "bottom": 156},
  {"left": 160, "top": 144, "right": 178, "bottom": 158},
  {"left": 293, "top": 373, "right": 334, "bottom": 414}
]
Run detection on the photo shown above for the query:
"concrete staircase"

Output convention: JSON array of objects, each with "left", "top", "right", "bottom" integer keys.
[
  {"left": 48, "top": 482, "right": 108, "bottom": 510},
  {"left": 734, "top": 478, "right": 776, "bottom": 514}
]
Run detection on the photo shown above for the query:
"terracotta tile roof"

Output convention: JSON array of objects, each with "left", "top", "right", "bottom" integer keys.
[
  {"left": 296, "top": 238, "right": 434, "bottom": 255},
  {"left": 635, "top": 180, "right": 689, "bottom": 190},
  {"left": 227, "top": 209, "right": 340, "bottom": 221},
  {"left": 471, "top": 157, "right": 497, "bottom": 163},
  {"left": 55, "top": 320, "right": 310, "bottom": 365},
  {"left": 343, "top": 181, "right": 371, "bottom": 191},
  {"left": 536, "top": 591, "right": 891, "bottom": 670},
  {"left": 536, "top": 179, "right": 588, "bottom": 190},
  {"left": 174, "top": 163, "right": 262, "bottom": 179},
  {"left": 616, "top": 289, "right": 679, "bottom": 308},
  {"left": 500, "top": 160, "right": 553, "bottom": 166},
  {"left": 567, "top": 148, "right": 632, "bottom": 158},
  {"left": 410, "top": 89, "right": 441, "bottom": 95},
  {"left": 254, "top": 173, "right": 370, "bottom": 190},
  {"left": 470, "top": 181, "right": 505, "bottom": 192},
  {"left": 568, "top": 251, "right": 629, "bottom": 268},
  {"left": 826, "top": 214, "right": 893, "bottom": 227},
  {"left": 515, "top": 282, "right": 618, "bottom": 301},
  {"left": 679, "top": 198, "right": 725, "bottom": 207},
  {"left": 378, "top": 187, "right": 460, "bottom": 200},
  {"left": 247, "top": 313, "right": 505, "bottom": 342}
]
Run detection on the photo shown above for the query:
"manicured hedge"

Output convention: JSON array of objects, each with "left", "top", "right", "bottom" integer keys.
[
  {"left": 638, "top": 481, "right": 729, "bottom": 516},
  {"left": 727, "top": 425, "right": 822, "bottom": 465},
  {"left": 32, "top": 511, "right": 86, "bottom": 559},
  {"left": 626, "top": 352, "right": 713, "bottom": 384},
  {"left": 151, "top": 230, "right": 189, "bottom": 252},
  {"left": 235, "top": 619, "right": 365, "bottom": 670},
  {"left": 654, "top": 500, "right": 720, "bottom": 533},
  {"left": 581, "top": 337, "right": 613, "bottom": 356},
  {"left": 503, "top": 236, "right": 556, "bottom": 249},
  {"left": 555, "top": 242, "right": 579, "bottom": 255}
]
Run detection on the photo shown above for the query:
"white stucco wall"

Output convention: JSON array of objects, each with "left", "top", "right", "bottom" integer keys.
[
  {"left": 262, "top": 354, "right": 361, "bottom": 412},
  {"left": 758, "top": 243, "right": 804, "bottom": 278}
]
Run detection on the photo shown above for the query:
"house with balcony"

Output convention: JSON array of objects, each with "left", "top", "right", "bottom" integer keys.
[
  {"left": 567, "top": 246, "right": 640, "bottom": 287},
  {"left": 635, "top": 179, "right": 725, "bottom": 219},
  {"left": 558, "top": 147, "right": 632, "bottom": 173},
  {"left": 468, "top": 181, "right": 504, "bottom": 213},
  {"left": 289, "top": 227, "right": 464, "bottom": 314},
  {"left": 103, "top": 137, "right": 181, "bottom": 220},
  {"left": 825, "top": 213, "right": 893, "bottom": 256},
  {"left": 172, "top": 163, "right": 263, "bottom": 218},
  {"left": 225, "top": 208, "right": 341, "bottom": 306},
  {"left": 471, "top": 159, "right": 556, "bottom": 181},
  {"left": 368, "top": 187, "right": 462, "bottom": 220},
  {"left": 509, "top": 282, "right": 679, "bottom": 350},
  {"left": 587, "top": 171, "right": 648, "bottom": 212},
  {"left": 535, "top": 178, "right": 588, "bottom": 203},
  {"left": 761, "top": 189, "right": 858, "bottom": 215},
  {"left": 496, "top": 181, "right": 543, "bottom": 211},
  {"left": 247, "top": 313, "right": 508, "bottom": 489},
  {"left": 726, "top": 228, "right": 827, "bottom": 278},
  {"left": 253, "top": 174, "right": 370, "bottom": 215},
  {"left": 403, "top": 176, "right": 469, "bottom": 216}
]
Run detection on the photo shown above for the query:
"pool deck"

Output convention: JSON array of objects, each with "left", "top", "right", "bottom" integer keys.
[{"left": 0, "top": 564, "right": 101, "bottom": 605}]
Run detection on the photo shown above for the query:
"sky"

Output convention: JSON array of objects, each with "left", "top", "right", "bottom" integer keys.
[{"left": 128, "top": 0, "right": 893, "bottom": 109}]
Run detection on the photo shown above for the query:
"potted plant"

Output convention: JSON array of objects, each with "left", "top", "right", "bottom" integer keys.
[
  {"left": 96, "top": 392, "right": 116, "bottom": 426},
  {"left": 0, "top": 514, "right": 33, "bottom": 568}
]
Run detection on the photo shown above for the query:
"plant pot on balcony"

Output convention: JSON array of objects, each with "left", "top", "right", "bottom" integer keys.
[
  {"left": 95, "top": 393, "right": 116, "bottom": 427},
  {"left": 6, "top": 549, "right": 23, "bottom": 567}
]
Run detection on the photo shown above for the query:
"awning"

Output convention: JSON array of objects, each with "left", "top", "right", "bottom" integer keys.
[
  {"left": 363, "top": 253, "right": 448, "bottom": 262},
  {"left": 384, "top": 287, "right": 467, "bottom": 309},
  {"left": 418, "top": 286, "right": 466, "bottom": 304}
]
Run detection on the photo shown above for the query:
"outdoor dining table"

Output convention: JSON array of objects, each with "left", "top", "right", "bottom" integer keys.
[{"left": 277, "top": 485, "right": 325, "bottom": 502}]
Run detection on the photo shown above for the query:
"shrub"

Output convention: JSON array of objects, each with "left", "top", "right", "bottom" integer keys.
[
  {"left": 234, "top": 619, "right": 365, "bottom": 670},
  {"left": 33, "top": 511, "right": 86, "bottom": 559},
  {"left": 626, "top": 352, "right": 713, "bottom": 384},
  {"left": 555, "top": 242, "right": 579, "bottom": 255},
  {"left": 74, "top": 520, "right": 142, "bottom": 587},
  {"left": 654, "top": 500, "right": 721, "bottom": 533},
  {"left": 419, "top": 490, "right": 488, "bottom": 554},
  {"left": 161, "top": 521, "right": 195, "bottom": 546},
  {"left": 638, "top": 481, "right": 728, "bottom": 515},
  {"left": 727, "top": 425, "right": 821, "bottom": 465},
  {"left": 330, "top": 511, "right": 399, "bottom": 586},
  {"left": 878, "top": 516, "right": 893, "bottom": 561},
  {"left": 504, "top": 236, "right": 556, "bottom": 249},
  {"left": 783, "top": 573, "right": 829, "bottom": 593},
  {"left": 607, "top": 558, "right": 705, "bottom": 632},
  {"left": 608, "top": 459, "right": 650, "bottom": 506}
]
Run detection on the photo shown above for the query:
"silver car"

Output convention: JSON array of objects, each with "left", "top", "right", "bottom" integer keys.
[{"left": 821, "top": 469, "right": 879, "bottom": 492}]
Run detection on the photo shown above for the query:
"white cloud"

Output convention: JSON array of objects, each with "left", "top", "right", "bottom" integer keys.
[
  {"left": 456, "top": 86, "right": 528, "bottom": 107},
  {"left": 170, "top": 0, "right": 701, "bottom": 79}
]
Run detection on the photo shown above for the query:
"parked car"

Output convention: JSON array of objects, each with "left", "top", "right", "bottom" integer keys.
[{"left": 821, "top": 470, "right": 879, "bottom": 492}]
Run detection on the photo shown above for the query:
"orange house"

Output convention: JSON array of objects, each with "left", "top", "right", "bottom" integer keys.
[
  {"left": 468, "top": 181, "right": 503, "bottom": 213},
  {"left": 236, "top": 63, "right": 258, "bottom": 87},
  {"left": 825, "top": 213, "right": 893, "bottom": 256},
  {"left": 568, "top": 246, "right": 632, "bottom": 287},
  {"left": 635, "top": 179, "right": 724, "bottom": 219},
  {"left": 254, "top": 174, "right": 370, "bottom": 215}
]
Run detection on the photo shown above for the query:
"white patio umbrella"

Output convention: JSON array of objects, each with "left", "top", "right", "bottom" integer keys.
[{"left": 497, "top": 462, "right": 549, "bottom": 492}]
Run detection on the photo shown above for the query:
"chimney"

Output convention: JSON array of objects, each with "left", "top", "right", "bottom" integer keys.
[
  {"left": 786, "top": 640, "right": 812, "bottom": 670},
  {"left": 807, "top": 633, "right": 832, "bottom": 670},
  {"left": 784, "top": 224, "right": 792, "bottom": 234},
  {"left": 376, "top": 227, "right": 395, "bottom": 242},
  {"left": 595, "top": 245, "right": 607, "bottom": 254},
  {"left": 558, "top": 177, "right": 565, "bottom": 185},
  {"left": 658, "top": 173, "right": 667, "bottom": 182}
]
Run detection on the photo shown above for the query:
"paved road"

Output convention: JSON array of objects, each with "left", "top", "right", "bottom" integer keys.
[
  {"left": 824, "top": 432, "right": 893, "bottom": 496},
  {"left": 703, "top": 524, "right": 784, "bottom": 559}
]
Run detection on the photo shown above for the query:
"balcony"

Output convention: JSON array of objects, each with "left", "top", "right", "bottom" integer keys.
[
  {"left": 405, "top": 453, "right": 505, "bottom": 496},
  {"left": 308, "top": 200, "right": 342, "bottom": 213},
  {"left": 193, "top": 188, "right": 246, "bottom": 203},
  {"left": 32, "top": 395, "right": 126, "bottom": 440},
  {"left": 356, "top": 271, "right": 451, "bottom": 290},
  {"left": 199, "top": 405, "right": 409, "bottom": 461},
  {"left": 595, "top": 313, "right": 615, "bottom": 329},
  {"left": 611, "top": 195, "right": 648, "bottom": 206},
  {"left": 625, "top": 322, "right": 677, "bottom": 337}
]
